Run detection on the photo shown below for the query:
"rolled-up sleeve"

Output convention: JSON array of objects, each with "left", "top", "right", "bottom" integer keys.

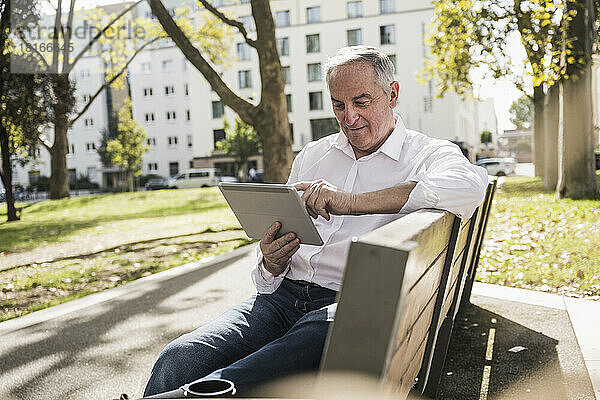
[
  {"left": 250, "top": 245, "right": 290, "bottom": 294},
  {"left": 401, "top": 141, "right": 489, "bottom": 219}
]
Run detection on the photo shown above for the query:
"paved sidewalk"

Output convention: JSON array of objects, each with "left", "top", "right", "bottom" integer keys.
[
  {"left": 438, "top": 283, "right": 599, "bottom": 400},
  {"left": 0, "top": 246, "right": 598, "bottom": 400}
]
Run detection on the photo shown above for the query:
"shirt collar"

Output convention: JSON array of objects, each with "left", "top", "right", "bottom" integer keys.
[{"left": 331, "top": 114, "right": 407, "bottom": 161}]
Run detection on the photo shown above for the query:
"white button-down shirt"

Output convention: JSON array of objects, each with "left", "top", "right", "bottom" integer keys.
[{"left": 252, "top": 116, "right": 488, "bottom": 293}]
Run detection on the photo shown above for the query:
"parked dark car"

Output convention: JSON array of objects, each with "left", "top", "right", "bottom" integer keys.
[
  {"left": 145, "top": 177, "right": 170, "bottom": 190},
  {"left": 248, "top": 170, "right": 263, "bottom": 183},
  {"left": 595, "top": 152, "right": 600, "bottom": 170}
]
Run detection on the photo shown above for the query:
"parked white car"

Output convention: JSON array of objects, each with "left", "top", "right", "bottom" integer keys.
[
  {"left": 476, "top": 158, "right": 517, "bottom": 176},
  {"left": 168, "top": 168, "right": 222, "bottom": 189}
]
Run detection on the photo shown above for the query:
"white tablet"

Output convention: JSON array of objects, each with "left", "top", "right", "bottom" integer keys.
[{"left": 218, "top": 182, "right": 324, "bottom": 246}]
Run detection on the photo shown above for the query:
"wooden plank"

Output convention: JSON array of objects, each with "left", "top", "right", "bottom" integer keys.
[
  {"left": 386, "top": 335, "right": 428, "bottom": 397},
  {"left": 393, "top": 251, "right": 447, "bottom": 351},
  {"left": 321, "top": 241, "right": 408, "bottom": 377}
]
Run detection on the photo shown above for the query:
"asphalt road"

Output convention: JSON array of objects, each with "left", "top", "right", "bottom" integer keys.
[{"left": 0, "top": 247, "right": 257, "bottom": 400}]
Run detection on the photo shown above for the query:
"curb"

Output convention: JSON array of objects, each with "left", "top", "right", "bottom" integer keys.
[{"left": 0, "top": 244, "right": 255, "bottom": 335}]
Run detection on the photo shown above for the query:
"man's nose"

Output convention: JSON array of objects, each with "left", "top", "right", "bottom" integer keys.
[{"left": 344, "top": 106, "right": 359, "bottom": 126}]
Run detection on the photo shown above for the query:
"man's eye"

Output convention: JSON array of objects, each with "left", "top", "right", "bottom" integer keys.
[
  {"left": 355, "top": 101, "right": 368, "bottom": 107},
  {"left": 333, "top": 103, "right": 345, "bottom": 110}
]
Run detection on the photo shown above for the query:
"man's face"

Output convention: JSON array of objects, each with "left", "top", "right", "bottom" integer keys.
[{"left": 328, "top": 62, "right": 399, "bottom": 159}]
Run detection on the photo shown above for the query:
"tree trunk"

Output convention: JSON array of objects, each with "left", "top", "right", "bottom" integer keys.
[
  {"left": 127, "top": 171, "right": 134, "bottom": 192},
  {"left": 556, "top": 0, "right": 599, "bottom": 199},
  {"left": 543, "top": 85, "right": 559, "bottom": 189},
  {"left": 148, "top": 0, "right": 293, "bottom": 183},
  {"left": 49, "top": 76, "right": 71, "bottom": 199},
  {"left": 557, "top": 66, "right": 599, "bottom": 199},
  {"left": 0, "top": 122, "right": 19, "bottom": 221},
  {"left": 533, "top": 85, "right": 545, "bottom": 177}
]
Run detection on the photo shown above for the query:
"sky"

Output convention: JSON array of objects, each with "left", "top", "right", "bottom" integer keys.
[{"left": 39, "top": 0, "right": 524, "bottom": 133}]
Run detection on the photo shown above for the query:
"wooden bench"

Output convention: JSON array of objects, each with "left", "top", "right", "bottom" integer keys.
[{"left": 320, "top": 179, "right": 497, "bottom": 399}]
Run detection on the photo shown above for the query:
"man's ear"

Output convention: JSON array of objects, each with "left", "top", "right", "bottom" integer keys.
[{"left": 389, "top": 81, "right": 400, "bottom": 108}]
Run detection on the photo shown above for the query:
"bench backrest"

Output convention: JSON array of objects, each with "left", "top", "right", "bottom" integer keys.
[{"left": 321, "top": 181, "right": 497, "bottom": 399}]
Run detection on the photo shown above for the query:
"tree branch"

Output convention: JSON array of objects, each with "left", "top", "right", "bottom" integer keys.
[
  {"left": 38, "top": 135, "right": 52, "bottom": 151},
  {"left": 16, "top": 32, "right": 51, "bottom": 71},
  {"left": 196, "top": 0, "right": 257, "bottom": 48},
  {"left": 147, "top": 0, "right": 257, "bottom": 124},
  {"left": 62, "top": 0, "right": 76, "bottom": 73},
  {"left": 69, "top": 36, "right": 161, "bottom": 126},
  {"left": 51, "top": 0, "right": 61, "bottom": 72},
  {"left": 66, "top": 0, "right": 144, "bottom": 73}
]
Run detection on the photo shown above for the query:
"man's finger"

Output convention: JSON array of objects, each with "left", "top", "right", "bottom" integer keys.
[
  {"left": 263, "top": 221, "right": 281, "bottom": 243},
  {"left": 294, "top": 182, "right": 310, "bottom": 192}
]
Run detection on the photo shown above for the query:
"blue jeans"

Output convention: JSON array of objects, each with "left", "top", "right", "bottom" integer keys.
[{"left": 143, "top": 278, "right": 337, "bottom": 397}]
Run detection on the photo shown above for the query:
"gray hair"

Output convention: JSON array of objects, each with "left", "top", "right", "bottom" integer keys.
[{"left": 324, "top": 46, "right": 396, "bottom": 93}]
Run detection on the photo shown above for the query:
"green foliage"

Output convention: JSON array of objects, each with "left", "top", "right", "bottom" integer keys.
[
  {"left": 420, "top": 0, "right": 568, "bottom": 97},
  {"left": 105, "top": 98, "right": 148, "bottom": 182},
  {"left": 217, "top": 118, "right": 261, "bottom": 180},
  {"left": 515, "top": 139, "right": 532, "bottom": 153},
  {"left": 480, "top": 130, "right": 493, "bottom": 144},
  {"left": 509, "top": 95, "right": 533, "bottom": 129}
]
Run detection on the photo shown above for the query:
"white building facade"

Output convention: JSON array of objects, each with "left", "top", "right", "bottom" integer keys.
[{"left": 8, "top": 0, "right": 496, "bottom": 189}]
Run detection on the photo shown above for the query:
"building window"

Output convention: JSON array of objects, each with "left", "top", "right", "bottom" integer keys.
[
  {"left": 147, "top": 137, "right": 156, "bottom": 146},
  {"left": 84, "top": 118, "right": 94, "bottom": 127},
  {"left": 286, "top": 94, "right": 292, "bottom": 112},
  {"left": 169, "top": 162, "right": 179, "bottom": 177},
  {"left": 189, "top": 160, "right": 194, "bottom": 169},
  {"left": 309, "top": 91, "right": 323, "bottom": 110},
  {"left": 311, "top": 118, "right": 340, "bottom": 141},
  {"left": 67, "top": 143, "right": 75, "bottom": 154},
  {"left": 388, "top": 54, "right": 397, "bottom": 70},
  {"left": 187, "top": 135, "right": 193, "bottom": 148},
  {"left": 306, "top": 6, "right": 320, "bottom": 23},
  {"left": 347, "top": 29, "right": 362, "bottom": 46},
  {"left": 141, "top": 62, "right": 151, "bottom": 73},
  {"left": 82, "top": 94, "right": 91, "bottom": 103},
  {"left": 162, "top": 59, "right": 173, "bottom": 72},
  {"left": 148, "top": 162, "right": 158, "bottom": 171},
  {"left": 238, "top": 70, "right": 252, "bottom": 89},
  {"left": 80, "top": 69, "right": 90, "bottom": 79},
  {"left": 186, "top": 109, "right": 191, "bottom": 121},
  {"left": 282, "top": 66, "right": 291, "bottom": 84},
  {"left": 184, "top": 84, "right": 189, "bottom": 96},
  {"left": 306, "top": 34, "right": 320, "bottom": 53},
  {"left": 239, "top": 15, "right": 255, "bottom": 31},
  {"left": 237, "top": 42, "right": 251, "bottom": 61},
  {"left": 145, "top": 113, "right": 155, "bottom": 122},
  {"left": 347, "top": 1, "right": 362, "bottom": 18},
  {"left": 183, "top": 59, "right": 188, "bottom": 71},
  {"left": 213, "top": 129, "right": 226, "bottom": 149},
  {"left": 380, "top": 0, "right": 395, "bottom": 14},
  {"left": 307, "top": 63, "right": 322, "bottom": 82},
  {"left": 143, "top": 88, "right": 153, "bottom": 97},
  {"left": 380, "top": 25, "right": 396, "bottom": 44},
  {"left": 164, "top": 85, "right": 175, "bottom": 95},
  {"left": 275, "top": 10, "right": 290, "bottom": 27},
  {"left": 277, "top": 37, "right": 289, "bottom": 56},
  {"left": 86, "top": 142, "right": 97, "bottom": 152},
  {"left": 212, "top": 101, "right": 224, "bottom": 118},
  {"left": 166, "top": 111, "right": 176, "bottom": 121},
  {"left": 168, "top": 136, "right": 178, "bottom": 146}
]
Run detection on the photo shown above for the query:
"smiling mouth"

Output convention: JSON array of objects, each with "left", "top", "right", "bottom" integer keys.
[{"left": 347, "top": 126, "right": 366, "bottom": 131}]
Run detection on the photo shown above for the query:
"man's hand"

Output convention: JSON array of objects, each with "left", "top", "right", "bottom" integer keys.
[
  {"left": 294, "top": 180, "right": 355, "bottom": 220},
  {"left": 259, "top": 221, "right": 301, "bottom": 276}
]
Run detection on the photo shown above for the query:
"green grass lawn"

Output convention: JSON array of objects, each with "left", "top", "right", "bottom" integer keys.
[
  {"left": 0, "top": 188, "right": 255, "bottom": 321},
  {"left": 0, "top": 187, "right": 238, "bottom": 255},
  {"left": 477, "top": 173, "right": 600, "bottom": 299}
]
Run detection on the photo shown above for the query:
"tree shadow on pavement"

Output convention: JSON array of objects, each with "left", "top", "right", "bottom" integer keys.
[
  {"left": 0, "top": 252, "right": 250, "bottom": 400},
  {"left": 437, "top": 299, "right": 594, "bottom": 400}
]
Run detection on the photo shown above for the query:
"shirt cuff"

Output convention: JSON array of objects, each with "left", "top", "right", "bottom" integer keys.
[{"left": 400, "top": 180, "right": 440, "bottom": 215}]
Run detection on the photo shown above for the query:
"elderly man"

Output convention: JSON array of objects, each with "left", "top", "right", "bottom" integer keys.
[{"left": 143, "top": 46, "right": 488, "bottom": 397}]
